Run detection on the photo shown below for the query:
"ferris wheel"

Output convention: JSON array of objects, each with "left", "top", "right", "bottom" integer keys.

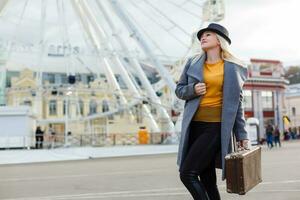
[{"left": 0, "top": 0, "right": 225, "bottom": 141}]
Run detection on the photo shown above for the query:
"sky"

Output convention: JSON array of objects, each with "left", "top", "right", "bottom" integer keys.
[
  {"left": 0, "top": 0, "right": 300, "bottom": 70},
  {"left": 223, "top": 0, "right": 300, "bottom": 66}
]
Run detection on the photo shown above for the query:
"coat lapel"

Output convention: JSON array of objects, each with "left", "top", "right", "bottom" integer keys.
[{"left": 186, "top": 54, "right": 206, "bottom": 82}]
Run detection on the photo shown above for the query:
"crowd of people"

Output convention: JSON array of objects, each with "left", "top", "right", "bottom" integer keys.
[{"left": 264, "top": 123, "right": 300, "bottom": 149}]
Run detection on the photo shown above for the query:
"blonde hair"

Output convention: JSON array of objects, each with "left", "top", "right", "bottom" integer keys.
[{"left": 190, "top": 33, "right": 246, "bottom": 68}]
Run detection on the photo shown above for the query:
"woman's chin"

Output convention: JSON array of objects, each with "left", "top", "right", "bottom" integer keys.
[
  {"left": 201, "top": 45, "right": 210, "bottom": 51},
  {"left": 201, "top": 45, "right": 217, "bottom": 51}
]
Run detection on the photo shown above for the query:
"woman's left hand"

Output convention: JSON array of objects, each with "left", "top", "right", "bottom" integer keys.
[{"left": 237, "top": 140, "right": 249, "bottom": 151}]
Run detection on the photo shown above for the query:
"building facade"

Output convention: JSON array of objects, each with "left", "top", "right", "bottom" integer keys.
[
  {"left": 3, "top": 58, "right": 292, "bottom": 144},
  {"left": 243, "top": 59, "right": 289, "bottom": 140},
  {"left": 284, "top": 83, "right": 300, "bottom": 133},
  {"left": 5, "top": 68, "right": 165, "bottom": 144}
]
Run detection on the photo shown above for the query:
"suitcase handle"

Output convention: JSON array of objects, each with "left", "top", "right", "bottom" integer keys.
[{"left": 231, "top": 134, "right": 250, "bottom": 153}]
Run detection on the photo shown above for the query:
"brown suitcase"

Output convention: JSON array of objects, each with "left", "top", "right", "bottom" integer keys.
[{"left": 225, "top": 146, "right": 262, "bottom": 195}]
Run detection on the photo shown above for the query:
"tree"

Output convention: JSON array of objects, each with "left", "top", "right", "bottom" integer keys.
[{"left": 285, "top": 66, "right": 300, "bottom": 84}]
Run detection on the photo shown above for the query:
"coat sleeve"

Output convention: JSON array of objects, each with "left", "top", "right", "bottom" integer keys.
[
  {"left": 233, "top": 91, "right": 249, "bottom": 141},
  {"left": 233, "top": 66, "right": 249, "bottom": 141},
  {"left": 175, "top": 58, "right": 199, "bottom": 100}
]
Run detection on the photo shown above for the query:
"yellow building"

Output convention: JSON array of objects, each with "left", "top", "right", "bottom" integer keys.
[{"left": 6, "top": 68, "right": 166, "bottom": 146}]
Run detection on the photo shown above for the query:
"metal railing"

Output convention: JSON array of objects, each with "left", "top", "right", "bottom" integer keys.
[{"left": 0, "top": 132, "right": 178, "bottom": 149}]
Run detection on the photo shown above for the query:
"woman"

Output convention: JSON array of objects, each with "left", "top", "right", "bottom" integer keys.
[{"left": 175, "top": 23, "right": 249, "bottom": 199}]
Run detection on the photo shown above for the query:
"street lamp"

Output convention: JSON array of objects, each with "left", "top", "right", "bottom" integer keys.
[{"left": 64, "top": 87, "right": 72, "bottom": 146}]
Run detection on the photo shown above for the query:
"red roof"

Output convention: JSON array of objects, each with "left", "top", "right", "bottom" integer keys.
[{"left": 250, "top": 58, "right": 282, "bottom": 64}]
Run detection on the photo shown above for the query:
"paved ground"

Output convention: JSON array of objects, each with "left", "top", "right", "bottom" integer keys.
[
  {"left": 0, "top": 145, "right": 178, "bottom": 165},
  {"left": 0, "top": 141, "right": 300, "bottom": 200}
]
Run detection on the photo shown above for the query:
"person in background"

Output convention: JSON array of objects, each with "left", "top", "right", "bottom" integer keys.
[
  {"left": 266, "top": 124, "right": 274, "bottom": 149},
  {"left": 273, "top": 125, "right": 281, "bottom": 147},
  {"left": 35, "top": 126, "right": 44, "bottom": 149},
  {"left": 290, "top": 127, "right": 297, "bottom": 140},
  {"left": 48, "top": 124, "right": 56, "bottom": 149},
  {"left": 283, "top": 129, "right": 290, "bottom": 141}
]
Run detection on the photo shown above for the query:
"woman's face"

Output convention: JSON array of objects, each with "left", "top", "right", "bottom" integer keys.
[{"left": 200, "top": 31, "right": 220, "bottom": 51}]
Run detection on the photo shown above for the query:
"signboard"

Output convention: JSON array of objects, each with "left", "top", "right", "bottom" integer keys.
[{"left": 246, "top": 117, "right": 260, "bottom": 145}]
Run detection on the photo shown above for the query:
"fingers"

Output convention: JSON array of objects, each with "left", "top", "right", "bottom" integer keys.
[
  {"left": 243, "top": 140, "right": 250, "bottom": 150},
  {"left": 237, "top": 141, "right": 243, "bottom": 151},
  {"left": 194, "top": 82, "right": 206, "bottom": 95},
  {"left": 237, "top": 140, "right": 250, "bottom": 151}
]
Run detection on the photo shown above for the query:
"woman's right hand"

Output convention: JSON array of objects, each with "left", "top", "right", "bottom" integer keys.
[{"left": 194, "top": 82, "right": 206, "bottom": 96}]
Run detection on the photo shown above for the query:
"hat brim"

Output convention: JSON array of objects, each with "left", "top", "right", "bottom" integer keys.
[{"left": 197, "top": 28, "right": 231, "bottom": 45}]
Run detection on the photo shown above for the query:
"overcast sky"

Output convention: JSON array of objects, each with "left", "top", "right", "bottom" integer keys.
[
  {"left": 1, "top": 0, "right": 300, "bottom": 68},
  {"left": 223, "top": 0, "right": 300, "bottom": 66}
]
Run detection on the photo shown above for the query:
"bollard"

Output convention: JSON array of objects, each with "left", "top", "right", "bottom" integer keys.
[{"left": 138, "top": 127, "right": 149, "bottom": 144}]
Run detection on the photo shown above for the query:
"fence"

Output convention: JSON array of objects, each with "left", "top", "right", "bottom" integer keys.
[{"left": 0, "top": 132, "right": 179, "bottom": 149}]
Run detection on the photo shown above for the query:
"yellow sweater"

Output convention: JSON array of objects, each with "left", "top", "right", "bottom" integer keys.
[{"left": 193, "top": 60, "right": 224, "bottom": 122}]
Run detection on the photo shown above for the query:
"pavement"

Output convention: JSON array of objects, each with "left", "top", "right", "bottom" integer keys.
[
  {"left": 0, "top": 140, "right": 299, "bottom": 199},
  {"left": 0, "top": 145, "right": 178, "bottom": 165}
]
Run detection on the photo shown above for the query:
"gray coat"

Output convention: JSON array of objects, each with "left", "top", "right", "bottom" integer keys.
[{"left": 175, "top": 54, "right": 249, "bottom": 180}]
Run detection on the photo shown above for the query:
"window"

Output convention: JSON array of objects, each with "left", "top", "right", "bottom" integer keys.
[
  {"left": 77, "top": 100, "right": 84, "bottom": 115},
  {"left": 49, "top": 100, "right": 57, "bottom": 115},
  {"left": 63, "top": 100, "right": 68, "bottom": 115},
  {"left": 115, "top": 74, "right": 127, "bottom": 89},
  {"left": 61, "top": 74, "right": 67, "bottom": 84},
  {"left": 243, "top": 90, "right": 252, "bottom": 109},
  {"left": 102, "top": 100, "right": 109, "bottom": 112},
  {"left": 89, "top": 100, "right": 97, "bottom": 114},
  {"left": 151, "top": 107, "right": 157, "bottom": 115},
  {"left": 48, "top": 45, "right": 56, "bottom": 56},
  {"left": 87, "top": 74, "right": 94, "bottom": 83},
  {"left": 22, "top": 100, "right": 32, "bottom": 106},
  {"left": 134, "top": 104, "right": 143, "bottom": 123},
  {"left": 292, "top": 107, "right": 296, "bottom": 116},
  {"left": 48, "top": 74, "right": 55, "bottom": 84},
  {"left": 261, "top": 91, "right": 273, "bottom": 109}
]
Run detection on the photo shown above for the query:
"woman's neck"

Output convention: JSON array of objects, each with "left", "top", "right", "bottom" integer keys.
[{"left": 205, "top": 48, "right": 222, "bottom": 64}]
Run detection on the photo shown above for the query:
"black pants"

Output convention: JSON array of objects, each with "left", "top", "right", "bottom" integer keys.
[{"left": 180, "top": 121, "right": 221, "bottom": 200}]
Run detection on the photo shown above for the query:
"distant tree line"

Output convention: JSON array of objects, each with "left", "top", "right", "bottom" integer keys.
[{"left": 285, "top": 66, "right": 300, "bottom": 84}]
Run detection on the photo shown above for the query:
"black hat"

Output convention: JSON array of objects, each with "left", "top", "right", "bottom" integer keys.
[{"left": 197, "top": 23, "right": 231, "bottom": 45}]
